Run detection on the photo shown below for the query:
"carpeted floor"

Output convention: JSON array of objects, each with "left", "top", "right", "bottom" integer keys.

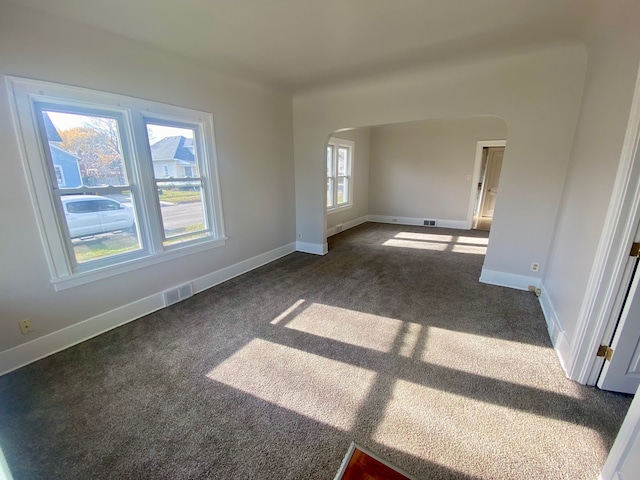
[{"left": 0, "top": 223, "right": 632, "bottom": 479}]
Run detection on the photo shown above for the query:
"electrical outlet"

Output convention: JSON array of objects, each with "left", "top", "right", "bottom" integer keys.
[
  {"left": 531, "top": 262, "right": 540, "bottom": 272},
  {"left": 392, "top": 218, "right": 398, "bottom": 222},
  {"left": 19, "top": 318, "right": 33, "bottom": 335},
  {"left": 297, "top": 232, "right": 302, "bottom": 239}
]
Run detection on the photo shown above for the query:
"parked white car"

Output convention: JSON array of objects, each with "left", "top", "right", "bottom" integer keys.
[{"left": 61, "top": 195, "right": 134, "bottom": 238}]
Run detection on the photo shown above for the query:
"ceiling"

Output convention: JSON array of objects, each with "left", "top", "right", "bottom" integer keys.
[{"left": 6, "top": 0, "right": 595, "bottom": 91}]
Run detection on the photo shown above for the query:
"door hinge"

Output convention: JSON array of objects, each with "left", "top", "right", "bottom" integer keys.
[
  {"left": 597, "top": 345, "right": 614, "bottom": 361},
  {"left": 630, "top": 242, "right": 640, "bottom": 257}
]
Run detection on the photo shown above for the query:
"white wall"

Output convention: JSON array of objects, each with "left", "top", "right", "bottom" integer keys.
[
  {"left": 368, "top": 117, "right": 506, "bottom": 223},
  {"left": 293, "top": 44, "right": 587, "bottom": 286},
  {"left": 326, "top": 128, "right": 370, "bottom": 232},
  {"left": 542, "top": 1, "right": 640, "bottom": 359},
  {"left": 0, "top": 5, "right": 295, "bottom": 354}
]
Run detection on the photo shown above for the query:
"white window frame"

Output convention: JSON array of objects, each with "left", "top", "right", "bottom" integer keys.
[
  {"left": 326, "top": 137, "right": 354, "bottom": 214},
  {"left": 6, "top": 76, "right": 227, "bottom": 291}
]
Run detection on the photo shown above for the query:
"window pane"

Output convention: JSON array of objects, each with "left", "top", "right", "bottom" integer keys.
[
  {"left": 337, "top": 177, "right": 349, "bottom": 205},
  {"left": 327, "top": 178, "right": 334, "bottom": 207},
  {"left": 43, "top": 111, "right": 128, "bottom": 188},
  {"left": 156, "top": 181, "right": 207, "bottom": 244},
  {"left": 62, "top": 191, "right": 141, "bottom": 264},
  {"left": 327, "top": 146, "right": 334, "bottom": 177},
  {"left": 146, "top": 124, "right": 198, "bottom": 180},
  {"left": 338, "top": 147, "right": 348, "bottom": 176}
]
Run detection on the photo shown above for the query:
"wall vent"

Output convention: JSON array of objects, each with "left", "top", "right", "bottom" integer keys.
[
  {"left": 335, "top": 223, "right": 343, "bottom": 233},
  {"left": 423, "top": 219, "right": 437, "bottom": 227},
  {"left": 163, "top": 283, "right": 194, "bottom": 307}
]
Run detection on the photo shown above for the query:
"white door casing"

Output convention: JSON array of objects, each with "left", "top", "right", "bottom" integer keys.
[{"left": 568, "top": 64, "right": 640, "bottom": 388}]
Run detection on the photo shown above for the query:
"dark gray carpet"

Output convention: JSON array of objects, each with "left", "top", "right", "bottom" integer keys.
[{"left": 0, "top": 223, "right": 632, "bottom": 479}]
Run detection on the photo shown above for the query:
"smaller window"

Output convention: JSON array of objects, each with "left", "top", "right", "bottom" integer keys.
[{"left": 326, "top": 137, "right": 354, "bottom": 212}]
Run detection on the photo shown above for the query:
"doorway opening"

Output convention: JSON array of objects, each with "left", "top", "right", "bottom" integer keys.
[{"left": 469, "top": 140, "right": 506, "bottom": 232}]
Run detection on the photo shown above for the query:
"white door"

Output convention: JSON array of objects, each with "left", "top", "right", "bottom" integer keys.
[
  {"left": 597, "top": 250, "right": 640, "bottom": 394},
  {"left": 599, "top": 383, "right": 640, "bottom": 480},
  {"left": 480, "top": 147, "right": 504, "bottom": 218}
]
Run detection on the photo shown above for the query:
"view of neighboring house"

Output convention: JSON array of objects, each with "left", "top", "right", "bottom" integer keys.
[
  {"left": 149, "top": 135, "right": 198, "bottom": 178},
  {"left": 49, "top": 144, "right": 82, "bottom": 188},
  {"left": 42, "top": 112, "right": 82, "bottom": 189}
]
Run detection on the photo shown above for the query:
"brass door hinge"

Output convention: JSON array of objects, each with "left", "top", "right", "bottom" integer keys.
[
  {"left": 630, "top": 242, "right": 640, "bottom": 257},
  {"left": 597, "top": 345, "right": 614, "bottom": 361}
]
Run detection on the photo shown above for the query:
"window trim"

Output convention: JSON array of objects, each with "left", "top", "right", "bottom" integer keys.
[
  {"left": 326, "top": 137, "right": 354, "bottom": 214},
  {"left": 6, "top": 76, "right": 227, "bottom": 291}
]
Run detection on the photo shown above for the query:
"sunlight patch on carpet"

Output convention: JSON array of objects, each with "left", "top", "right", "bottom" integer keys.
[
  {"left": 284, "top": 303, "right": 403, "bottom": 352},
  {"left": 270, "top": 299, "right": 306, "bottom": 325},
  {"left": 450, "top": 244, "right": 487, "bottom": 255},
  {"left": 384, "top": 233, "right": 488, "bottom": 253},
  {"left": 395, "top": 232, "right": 489, "bottom": 245},
  {"left": 0, "top": 444, "right": 14, "bottom": 480},
  {"left": 206, "top": 339, "right": 376, "bottom": 430},
  {"left": 420, "top": 327, "right": 584, "bottom": 397},
  {"left": 399, "top": 321, "right": 424, "bottom": 358},
  {"left": 396, "top": 232, "right": 454, "bottom": 242},
  {"left": 373, "top": 379, "right": 604, "bottom": 479},
  {"left": 382, "top": 239, "right": 448, "bottom": 251}
]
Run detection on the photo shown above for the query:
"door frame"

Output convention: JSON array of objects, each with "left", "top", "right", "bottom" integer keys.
[
  {"left": 569, "top": 64, "right": 640, "bottom": 385},
  {"left": 466, "top": 140, "right": 506, "bottom": 229}
]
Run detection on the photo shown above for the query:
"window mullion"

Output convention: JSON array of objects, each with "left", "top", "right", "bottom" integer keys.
[{"left": 130, "top": 111, "right": 164, "bottom": 254}]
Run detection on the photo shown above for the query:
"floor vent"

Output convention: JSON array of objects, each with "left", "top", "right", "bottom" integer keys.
[
  {"left": 163, "top": 283, "right": 194, "bottom": 307},
  {"left": 423, "top": 219, "right": 437, "bottom": 226}
]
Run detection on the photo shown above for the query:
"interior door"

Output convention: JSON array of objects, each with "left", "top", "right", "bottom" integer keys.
[
  {"left": 480, "top": 147, "right": 504, "bottom": 218},
  {"left": 597, "top": 253, "right": 640, "bottom": 394},
  {"left": 599, "top": 383, "right": 640, "bottom": 479}
]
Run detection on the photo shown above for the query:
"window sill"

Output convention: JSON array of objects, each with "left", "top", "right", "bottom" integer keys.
[
  {"left": 327, "top": 204, "right": 353, "bottom": 215},
  {"left": 51, "top": 236, "right": 227, "bottom": 291}
]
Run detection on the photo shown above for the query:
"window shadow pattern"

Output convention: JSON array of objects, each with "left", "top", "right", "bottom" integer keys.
[{"left": 0, "top": 223, "right": 633, "bottom": 479}]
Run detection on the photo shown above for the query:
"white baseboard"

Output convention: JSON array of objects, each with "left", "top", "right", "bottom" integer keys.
[
  {"left": 193, "top": 243, "right": 295, "bottom": 293},
  {"left": 327, "top": 215, "right": 368, "bottom": 237},
  {"left": 0, "top": 242, "right": 297, "bottom": 376},
  {"left": 366, "top": 215, "right": 467, "bottom": 230},
  {"left": 538, "top": 286, "right": 572, "bottom": 376},
  {"left": 296, "top": 241, "right": 328, "bottom": 255},
  {"left": 0, "top": 294, "right": 164, "bottom": 377},
  {"left": 479, "top": 268, "right": 541, "bottom": 291}
]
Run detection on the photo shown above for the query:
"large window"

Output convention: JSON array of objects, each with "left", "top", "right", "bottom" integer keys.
[
  {"left": 8, "top": 77, "right": 226, "bottom": 290},
  {"left": 326, "top": 137, "right": 354, "bottom": 212}
]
